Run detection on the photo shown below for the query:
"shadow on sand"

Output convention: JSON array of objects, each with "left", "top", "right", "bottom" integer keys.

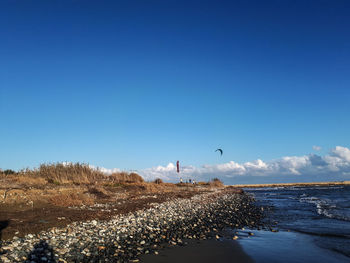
[
  {"left": 0, "top": 220, "right": 10, "bottom": 254},
  {"left": 26, "top": 240, "right": 56, "bottom": 263},
  {"left": 1, "top": 221, "right": 56, "bottom": 262}
]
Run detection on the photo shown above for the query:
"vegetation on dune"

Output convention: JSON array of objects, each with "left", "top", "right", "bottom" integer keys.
[
  {"left": 0, "top": 163, "right": 144, "bottom": 186},
  {"left": 1, "top": 163, "right": 225, "bottom": 188},
  {"left": 0, "top": 163, "right": 228, "bottom": 209},
  {"left": 109, "top": 172, "right": 144, "bottom": 184},
  {"left": 0, "top": 163, "right": 226, "bottom": 193},
  {"left": 153, "top": 178, "right": 163, "bottom": 184},
  {"left": 209, "top": 178, "right": 224, "bottom": 187}
]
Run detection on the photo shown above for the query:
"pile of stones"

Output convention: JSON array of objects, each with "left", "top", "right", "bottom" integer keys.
[{"left": 0, "top": 190, "right": 263, "bottom": 263}]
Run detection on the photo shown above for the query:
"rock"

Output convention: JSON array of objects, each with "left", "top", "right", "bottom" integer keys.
[{"left": 1, "top": 190, "right": 263, "bottom": 262}]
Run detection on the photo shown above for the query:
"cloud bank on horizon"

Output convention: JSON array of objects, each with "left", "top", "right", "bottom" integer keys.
[
  {"left": 136, "top": 146, "right": 350, "bottom": 183},
  {"left": 91, "top": 146, "right": 350, "bottom": 183}
]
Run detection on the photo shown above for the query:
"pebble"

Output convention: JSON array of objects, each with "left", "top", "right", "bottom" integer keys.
[{"left": 1, "top": 191, "right": 264, "bottom": 262}]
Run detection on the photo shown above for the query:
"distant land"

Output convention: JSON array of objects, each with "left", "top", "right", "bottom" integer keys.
[{"left": 232, "top": 181, "right": 350, "bottom": 188}]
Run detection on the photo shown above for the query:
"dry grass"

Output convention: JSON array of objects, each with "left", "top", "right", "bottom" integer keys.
[
  {"left": 87, "top": 186, "right": 110, "bottom": 199},
  {"left": 197, "top": 181, "right": 209, "bottom": 186},
  {"left": 13, "top": 176, "right": 47, "bottom": 186},
  {"left": 19, "top": 163, "right": 106, "bottom": 185},
  {"left": 209, "top": 178, "right": 224, "bottom": 188},
  {"left": 118, "top": 182, "right": 181, "bottom": 194},
  {"left": 0, "top": 163, "right": 145, "bottom": 187},
  {"left": 109, "top": 172, "right": 144, "bottom": 184},
  {"left": 1, "top": 163, "right": 227, "bottom": 208},
  {"left": 49, "top": 192, "right": 94, "bottom": 207}
]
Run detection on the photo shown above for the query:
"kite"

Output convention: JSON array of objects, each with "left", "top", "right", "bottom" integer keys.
[{"left": 215, "top": 148, "right": 223, "bottom": 156}]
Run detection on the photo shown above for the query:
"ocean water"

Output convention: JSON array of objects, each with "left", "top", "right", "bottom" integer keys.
[{"left": 239, "top": 185, "right": 350, "bottom": 262}]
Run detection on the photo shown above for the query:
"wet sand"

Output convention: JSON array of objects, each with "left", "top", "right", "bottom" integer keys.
[
  {"left": 238, "top": 229, "right": 350, "bottom": 263},
  {"left": 140, "top": 239, "right": 253, "bottom": 263},
  {"left": 140, "top": 229, "right": 350, "bottom": 263}
]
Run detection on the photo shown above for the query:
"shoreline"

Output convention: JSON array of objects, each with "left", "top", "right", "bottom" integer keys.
[
  {"left": 232, "top": 180, "right": 350, "bottom": 188},
  {"left": 0, "top": 189, "right": 264, "bottom": 262},
  {"left": 140, "top": 238, "right": 253, "bottom": 263}
]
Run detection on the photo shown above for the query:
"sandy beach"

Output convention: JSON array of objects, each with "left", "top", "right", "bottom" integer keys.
[{"left": 140, "top": 239, "right": 253, "bottom": 263}]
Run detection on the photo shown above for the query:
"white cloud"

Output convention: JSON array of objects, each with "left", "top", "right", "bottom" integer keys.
[
  {"left": 137, "top": 146, "right": 350, "bottom": 183},
  {"left": 61, "top": 162, "right": 121, "bottom": 175},
  {"left": 331, "top": 146, "right": 350, "bottom": 162},
  {"left": 313, "top": 145, "right": 322, "bottom": 151},
  {"left": 89, "top": 165, "right": 121, "bottom": 175},
  {"left": 84, "top": 146, "right": 350, "bottom": 183}
]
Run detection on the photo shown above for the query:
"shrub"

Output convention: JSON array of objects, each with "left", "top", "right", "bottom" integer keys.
[
  {"left": 109, "top": 172, "right": 144, "bottom": 184},
  {"left": 209, "top": 178, "right": 224, "bottom": 187},
  {"left": 3, "top": 169, "right": 16, "bottom": 175},
  {"left": 18, "top": 163, "right": 106, "bottom": 185},
  {"left": 153, "top": 178, "right": 163, "bottom": 184}
]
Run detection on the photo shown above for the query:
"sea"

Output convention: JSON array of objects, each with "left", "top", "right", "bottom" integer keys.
[{"left": 237, "top": 185, "right": 350, "bottom": 263}]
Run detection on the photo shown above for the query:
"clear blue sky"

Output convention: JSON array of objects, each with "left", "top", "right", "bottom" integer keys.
[{"left": 1, "top": 0, "right": 349, "bottom": 174}]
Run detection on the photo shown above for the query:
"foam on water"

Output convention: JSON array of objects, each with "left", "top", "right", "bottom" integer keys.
[
  {"left": 299, "top": 195, "right": 350, "bottom": 222},
  {"left": 245, "top": 185, "right": 350, "bottom": 259}
]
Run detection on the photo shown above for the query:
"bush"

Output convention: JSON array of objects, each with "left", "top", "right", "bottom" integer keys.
[
  {"left": 3, "top": 169, "right": 16, "bottom": 175},
  {"left": 153, "top": 178, "right": 163, "bottom": 184},
  {"left": 109, "top": 172, "right": 144, "bottom": 184},
  {"left": 209, "top": 178, "right": 224, "bottom": 187},
  {"left": 18, "top": 163, "right": 106, "bottom": 185}
]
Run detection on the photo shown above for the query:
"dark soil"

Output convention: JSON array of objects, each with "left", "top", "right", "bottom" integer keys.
[{"left": 0, "top": 191, "right": 201, "bottom": 241}]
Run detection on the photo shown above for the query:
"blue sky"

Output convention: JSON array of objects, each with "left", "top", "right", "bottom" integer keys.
[{"left": 1, "top": 1, "right": 349, "bottom": 183}]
